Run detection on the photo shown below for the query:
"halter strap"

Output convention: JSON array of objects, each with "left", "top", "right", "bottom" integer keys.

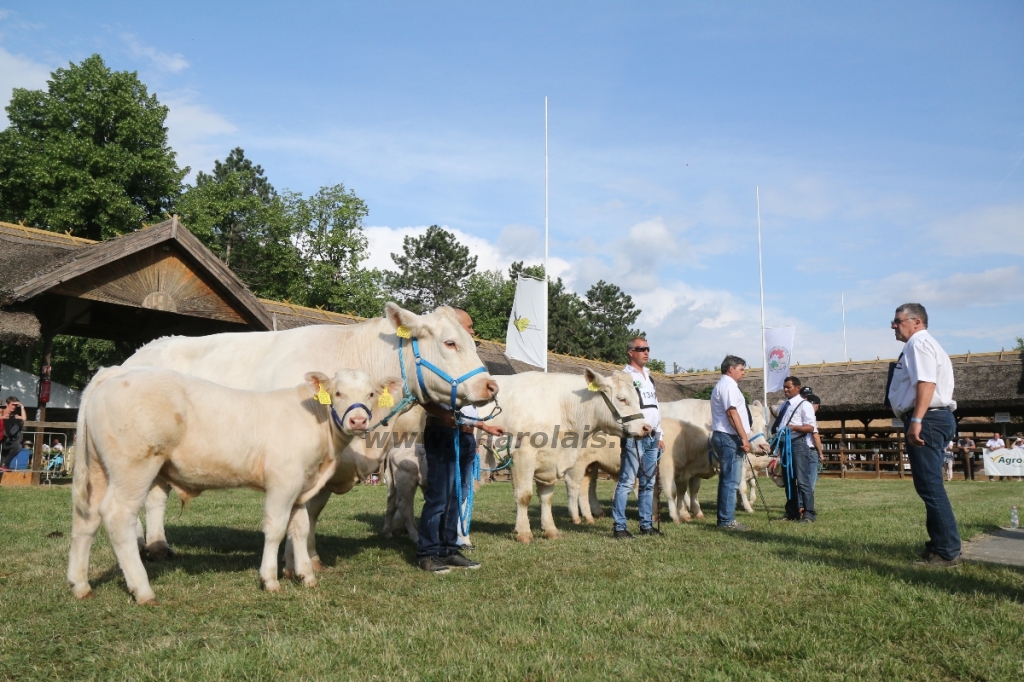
[
  {"left": 598, "top": 390, "right": 644, "bottom": 425},
  {"left": 331, "top": 403, "right": 372, "bottom": 432},
  {"left": 411, "top": 337, "right": 489, "bottom": 412}
]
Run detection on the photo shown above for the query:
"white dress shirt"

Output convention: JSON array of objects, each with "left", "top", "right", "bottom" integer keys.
[
  {"left": 622, "top": 364, "right": 662, "bottom": 441},
  {"left": 887, "top": 329, "right": 957, "bottom": 418},
  {"left": 986, "top": 437, "right": 1004, "bottom": 451},
  {"left": 781, "top": 395, "right": 817, "bottom": 448},
  {"left": 711, "top": 374, "right": 747, "bottom": 436}
]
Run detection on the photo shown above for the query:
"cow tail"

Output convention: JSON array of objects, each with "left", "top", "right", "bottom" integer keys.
[{"left": 72, "top": 382, "right": 94, "bottom": 519}]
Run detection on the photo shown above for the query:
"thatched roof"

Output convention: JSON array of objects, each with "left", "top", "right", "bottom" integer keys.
[
  {"left": 0, "top": 218, "right": 272, "bottom": 345},
  {"left": 0, "top": 310, "right": 42, "bottom": 346},
  {"left": 666, "top": 351, "right": 1024, "bottom": 420}
]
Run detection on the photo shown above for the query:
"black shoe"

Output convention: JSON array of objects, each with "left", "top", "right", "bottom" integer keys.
[
  {"left": 918, "top": 548, "right": 936, "bottom": 561},
  {"left": 417, "top": 555, "right": 451, "bottom": 574},
  {"left": 457, "top": 543, "right": 476, "bottom": 552},
  {"left": 442, "top": 551, "right": 481, "bottom": 570},
  {"left": 613, "top": 529, "right": 634, "bottom": 540},
  {"left": 718, "top": 522, "right": 750, "bottom": 531},
  {"left": 914, "top": 553, "right": 962, "bottom": 568},
  {"left": 777, "top": 516, "right": 799, "bottom": 521},
  {"left": 798, "top": 518, "right": 815, "bottom": 523},
  {"left": 639, "top": 527, "right": 663, "bottom": 537}
]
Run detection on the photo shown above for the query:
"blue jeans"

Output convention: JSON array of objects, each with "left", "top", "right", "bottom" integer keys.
[
  {"left": 905, "top": 410, "right": 961, "bottom": 560},
  {"left": 612, "top": 435, "right": 659, "bottom": 531},
  {"left": 417, "top": 423, "right": 476, "bottom": 558},
  {"left": 713, "top": 431, "right": 745, "bottom": 526},
  {"left": 785, "top": 438, "right": 817, "bottom": 520}
]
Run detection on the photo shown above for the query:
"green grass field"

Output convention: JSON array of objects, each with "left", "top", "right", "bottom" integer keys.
[{"left": 1, "top": 479, "right": 1022, "bottom": 681}]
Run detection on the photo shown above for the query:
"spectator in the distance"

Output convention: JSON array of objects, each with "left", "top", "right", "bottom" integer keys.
[
  {"left": 942, "top": 441, "right": 955, "bottom": 482},
  {"left": 986, "top": 434, "right": 1006, "bottom": 482},
  {"left": 0, "top": 397, "right": 26, "bottom": 471},
  {"left": 955, "top": 435, "right": 975, "bottom": 481}
]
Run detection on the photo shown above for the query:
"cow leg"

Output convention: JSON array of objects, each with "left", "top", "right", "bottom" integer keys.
[
  {"left": 538, "top": 482, "right": 561, "bottom": 540},
  {"left": 676, "top": 479, "right": 693, "bottom": 522},
  {"left": 286, "top": 487, "right": 331, "bottom": 576},
  {"left": 689, "top": 478, "right": 704, "bottom": 520},
  {"left": 261, "top": 489, "right": 300, "bottom": 593},
  {"left": 286, "top": 505, "right": 317, "bottom": 587},
  {"left": 143, "top": 480, "right": 175, "bottom": 560},
  {"left": 665, "top": 476, "right": 680, "bottom": 524},
  {"left": 738, "top": 476, "right": 755, "bottom": 514},
  {"left": 383, "top": 474, "right": 399, "bottom": 539},
  {"left": 511, "top": 455, "right": 535, "bottom": 543},
  {"left": 565, "top": 470, "right": 583, "bottom": 525},
  {"left": 587, "top": 466, "right": 605, "bottom": 520},
  {"left": 67, "top": 457, "right": 107, "bottom": 600},
  {"left": 100, "top": 472, "right": 161, "bottom": 605}
]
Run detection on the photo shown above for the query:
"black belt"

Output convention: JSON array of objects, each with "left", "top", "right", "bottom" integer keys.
[{"left": 927, "top": 406, "right": 952, "bottom": 412}]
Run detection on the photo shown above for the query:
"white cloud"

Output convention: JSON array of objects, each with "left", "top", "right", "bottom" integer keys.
[
  {"left": 850, "top": 266, "right": 1024, "bottom": 311},
  {"left": 930, "top": 204, "right": 1024, "bottom": 256},
  {"left": 163, "top": 93, "right": 239, "bottom": 178},
  {"left": 121, "top": 33, "right": 189, "bottom": 73},
  {"left": 0, "top": 46, "right": 50, "bottom": 128}
]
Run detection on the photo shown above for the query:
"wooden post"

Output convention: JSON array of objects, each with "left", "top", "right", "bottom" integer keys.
[{"left": 29, "top": 335, "right": 53, "bottom": 485}]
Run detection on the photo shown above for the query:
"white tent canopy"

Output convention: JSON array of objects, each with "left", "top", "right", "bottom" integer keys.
[{"left": 0, "top": 364, "right": 81, "bottom": 409}]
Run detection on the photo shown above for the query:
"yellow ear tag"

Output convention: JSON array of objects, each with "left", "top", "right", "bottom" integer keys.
[
  {"left": 587, "top": 381, "right": 601, "bottom": 392},
  {"left": 316, "top": 387, "right": 332, "bottom": 405},
  {"left": 396, "top": 325, "right": 411, "bottom": 339},
  {"left": 378, "top": 387, "right": 395, "bottom": 408}
]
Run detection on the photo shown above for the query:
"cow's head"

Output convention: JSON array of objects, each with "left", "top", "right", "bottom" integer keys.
[
  {"left": 385, "top": 302, "right": 499, "bottom": 407},
  {"left": 748, "top": 400, "right": 770, "bottom": 454},
  {"left": 584, "top": 368, "right": 652, "bottom": 439},
  {"left": 305, "top": 370, "right": 403, "bottom": 436}
]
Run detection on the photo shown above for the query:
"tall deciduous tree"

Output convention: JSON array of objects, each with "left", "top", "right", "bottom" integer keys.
[
  {"left": 290, "top": 184, "right": 384, "bottom": 318},
  {"left": 176, "top": 149, "right": 305, "bottom": 302},
  {"left": 0, "top": 55, "right": 186, "bottom": 240},
  {"left": 387, "top": 225, "right": 477, "bottom": 313},
  {"left": 582, "top": 280, "right": 641, "bottom": 364}
]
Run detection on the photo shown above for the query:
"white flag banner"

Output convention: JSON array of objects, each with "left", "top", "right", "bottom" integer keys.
[
  {"left": 505, "top": 276, "right": 547, "bottom": 369},
  {"left": 763, "top": 326, "right": 796, "bottom": 393},
  {"left": 982, "top": 448, "right": 1024, "bottom": 477}
]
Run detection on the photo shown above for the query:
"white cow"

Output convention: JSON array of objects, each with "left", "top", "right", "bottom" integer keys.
[
  {"left": 564, "top": 402, "right": 769, "bottom": 524},
  {"left": 488, "top": 369, "right": 652, "bottom": 543},
  {"left": 660, "top": 409, "right": 769, "bottom": 523},
  {"left": 114, "top": 303, "right": 497, "bottom": 562},
  {"left": 67, "top": 367, "right": 395, "bottom": 604}
]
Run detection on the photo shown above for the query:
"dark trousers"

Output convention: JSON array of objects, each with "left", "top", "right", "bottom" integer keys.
[
  {"left": 962, "top": 451, "right": 974, "bottom": 480},
  {"left": 1, "top": 441, "right": 21, "bottom": 468},
  {"left": 416, "top": 423, "right": 476, "bottom": 559},
  {"left": 905, "top": 410, "right": 961, "bottom": 560},
  {"left": 784, "top": 438, "right": 817, "bottom": 520}
]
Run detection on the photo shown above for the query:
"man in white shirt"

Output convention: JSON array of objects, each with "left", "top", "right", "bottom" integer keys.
[
  {"left": 887, "top": 303, "right": 961, "bottom": 567},
  {"left": 612, "top": 337, "right": 664, "bottom": 539},
  {"left": 773, "top": 376, "right": 818, "bottom": 522},
  {"left": 985, "top": 435, "right": 1004, "bottom": 451},
  {"left": 710, "top": 355, "right": 752, "bottom": 530}
]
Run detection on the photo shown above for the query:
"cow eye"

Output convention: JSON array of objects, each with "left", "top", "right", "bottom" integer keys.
[
  {"left": 444, "top": 340, "right": 457, "bottom": 349},
  {"left": 335, "top": 392, "right": 341, "bottom": 397}
]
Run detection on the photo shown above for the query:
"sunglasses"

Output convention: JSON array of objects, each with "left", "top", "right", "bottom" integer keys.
[
  {"left": 891, "top": 317, "right": 917, "bottom": 326},
  {"left": 629, "top": 346, "right": 650, "bottom": 353}
]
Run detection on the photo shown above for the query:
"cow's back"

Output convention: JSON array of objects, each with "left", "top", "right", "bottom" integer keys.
[{"left": 660, "top": 399, "right": 712, "bottom": 430}]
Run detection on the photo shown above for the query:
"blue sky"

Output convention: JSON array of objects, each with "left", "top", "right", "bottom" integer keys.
[{"left": 2, "top": 2, "right": 1022, "bottom": 370}]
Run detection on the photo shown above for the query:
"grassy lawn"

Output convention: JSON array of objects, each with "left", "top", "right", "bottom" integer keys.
[{"left": 1, "top": 478, "right": 1023, "bottom": 681}]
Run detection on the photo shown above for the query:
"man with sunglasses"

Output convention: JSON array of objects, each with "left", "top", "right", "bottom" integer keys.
[
  {"left": 611, "top": 338, "right": 664, "bottom": 539},
  {"left": 887, "top": 303, "right": 960, "bottom": 567}
]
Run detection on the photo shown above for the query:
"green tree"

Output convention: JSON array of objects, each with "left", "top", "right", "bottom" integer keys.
[
  {"left": 387, "top": 225, "right": 477, "bottom": 313},
  {"left": 582, "top": 280, "right": 642, "bottom": 364},
  {"left": 290, "top": 184, "right": 384, "bottom": 318},
  {"left": 548, "top": 277, "right": 592, "bottom": 358},
  {"left": 176, "top": 149, "right": 305, "bottom": 302},
  {"left": 0, "top": 54, "right": 186, "bottom": 240},
  {"left": 1014, "top": 336, "right": 1024, "bottom": 352},
  {"left": 462, "top": 269, "right": 515, "bottom": 341},
  {"left": 647, "top": 358, "right": 667, "bottom": 373}
]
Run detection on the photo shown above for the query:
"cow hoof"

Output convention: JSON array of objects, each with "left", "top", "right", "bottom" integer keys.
[
  {"left": 301, "top": 575, "right": 318, "bottom": 588},
  {"left": 382, "top": 530, "right": 393, "bottom": 539},
  {"left": 695, "top": 513, "right": 705, "bottom": 520},
  {"left": 408, "top": 533, "right": 419, "bottom": 544},
  {"left": 145, "top": 543, "right": 175, "bottom": 561},
  {"left": 312, "top": 558, "right": 326, "bottom": 572},
  {"left": 571, "top": 518, "right": 582, "bottom": 525},
  {"left": 282, "top": 568, "right": 295, "bottom": 580},
  {"left": 585, "top": 518, "right": 596, "bottom": 525},
  {"left": 543, "top": 529, "right": 561, "bottom": 540},
  {"left": 71, "top": 584, "right": 94, "bottom": 599},
  {"left": 515, "top": 533, "right": 533, "bottom": 544},
  {"left": 592, "top": 511, "right": 606, "bottom": 519},
  {"left": 137, "top": 597, "right": 159, "bottom": 606},
  {"left": 262, "top": 580, "right": 281, "bottom": 593}
]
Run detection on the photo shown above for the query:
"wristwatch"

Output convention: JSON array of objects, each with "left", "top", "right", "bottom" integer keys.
[{"left": 909, "top": 417, "right": 922, "bottom": 423}]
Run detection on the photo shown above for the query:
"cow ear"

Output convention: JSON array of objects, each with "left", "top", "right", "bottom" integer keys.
[
  {"left": 385, "top": 302, "right": 429, "bottom": 338},
  {"left": 377, "top": 377, "right": 404, "bottom": 401},
  {"left": 584, "top": 368, "right": 607, "bottom": 392},
  {"left": 305, "top": 372, "right": 332, "bottom": 398}
]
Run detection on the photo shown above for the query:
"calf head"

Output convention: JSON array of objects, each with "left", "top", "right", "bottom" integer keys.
[
  {"left": 385, "top": 303, "right": 499, "bottom": 407},
  {"left": 748, "top": 400, "right": 770, "bottom": 454},
  {"left": 305, "top": 370, "right": 403, "bottom": 436},
  {"left": 584, "top": 368, "right": 652, "bottom": 439}
]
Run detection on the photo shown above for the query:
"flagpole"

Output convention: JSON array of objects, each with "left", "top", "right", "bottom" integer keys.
[
  {"left": 544, "top": 96, "right": 549, "bottom": 373},
  {"left": 842, "top": 292, "right": 848, "bottom": 361},
  {"left": 756, "top": 187, "right": 768, "bottom": 419}
]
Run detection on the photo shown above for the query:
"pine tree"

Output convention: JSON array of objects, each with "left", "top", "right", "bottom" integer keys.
[{"left": 387, "top": 225, "right": 477, "bottom": 313}]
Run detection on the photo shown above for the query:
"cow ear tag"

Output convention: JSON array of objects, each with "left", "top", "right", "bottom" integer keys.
[
  {"left": 396, "top": 325, "right": 411, "bottom": 339},
  {"left": 316, "top": 386, "right": 332, "bottom": 405},
  {"left": 587, "top": 381, "right": 601, "bottom": 392},
  {"left": 378, "top": 387, "right": 395, "bottom": 408}
]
